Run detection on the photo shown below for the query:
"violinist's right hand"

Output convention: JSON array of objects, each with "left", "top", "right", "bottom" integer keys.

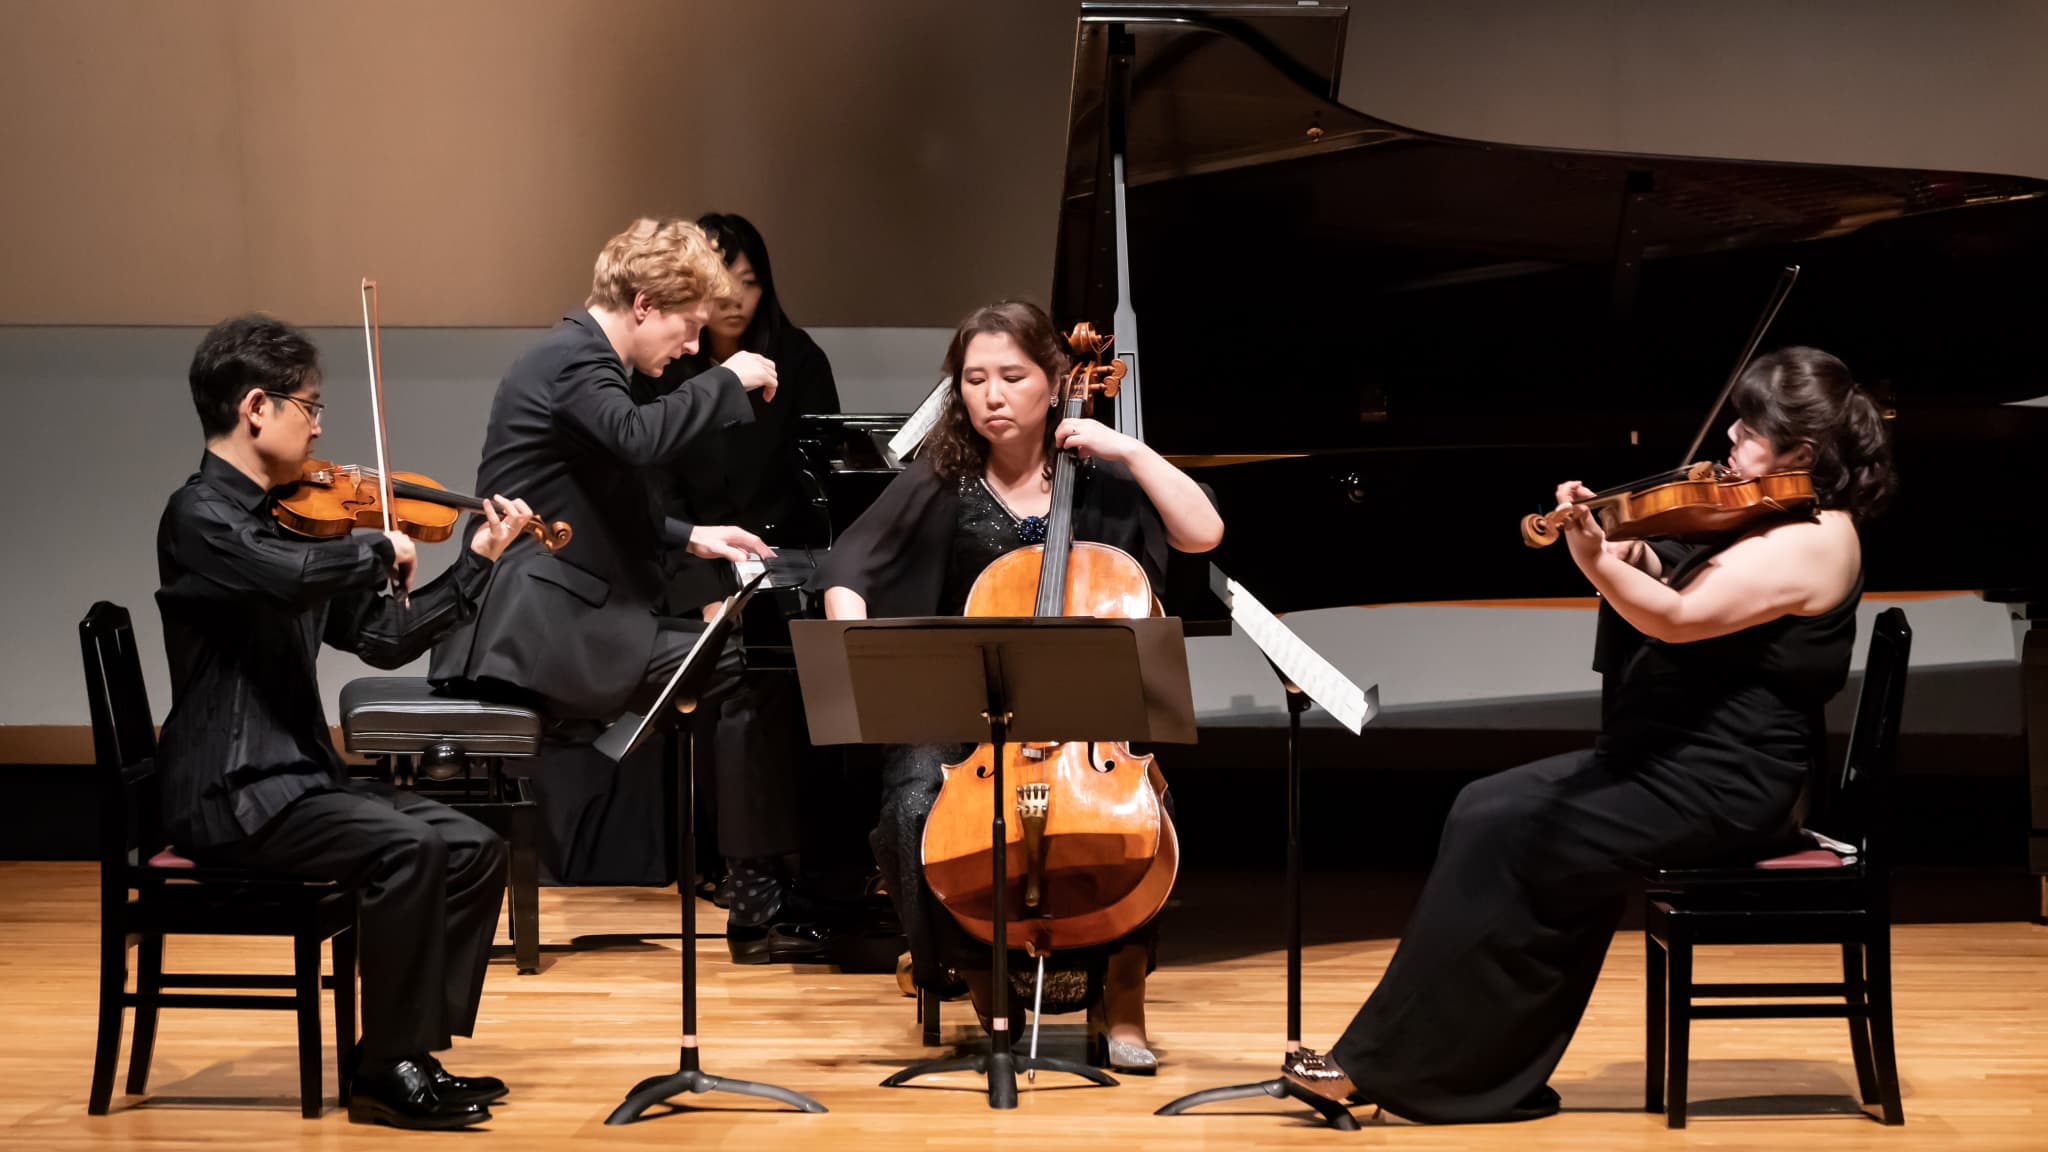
[
  {"left": 381, "top": 531, "right": 418, "bottom": 594},
  {"left": 722, "top": 350, "right": 778, "bottom": 401}
]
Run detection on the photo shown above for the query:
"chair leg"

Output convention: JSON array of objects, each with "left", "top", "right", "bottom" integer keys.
[
  {"left": 920, "top": 985, "right": 941, "bottom": 1047},
  {"left": 124, "top": 934, "right": 164, "bottom": 1095},
  {"left": 88, "top": 922, "right": 128, "bottom": 1114},
  {"left": 333, "top": 928, "right": 358, "bottom": 1106},
  {"left": 1841, "top": 941, "right": 1879, "bottom": 1104},
  {"left": 1666, "top": 933, "right": 1693, "bottom": 1129},
  {"left": 294, "top": 933, "right": 324, "bottom": 1119},
  {"left": 1863, "top": 926, "right": 1905, "bottom": 1125},
  {"left": 1645, "top": 927, "right": 1666, "bottom": 1113},
  {"left": 507, "top": 798, "right": 541, "bottom": 975}
]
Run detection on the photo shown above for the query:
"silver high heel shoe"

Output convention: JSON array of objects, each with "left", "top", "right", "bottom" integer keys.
[{"left": 1086, "top": 1002, "right": 1158, "bottom": 1075}]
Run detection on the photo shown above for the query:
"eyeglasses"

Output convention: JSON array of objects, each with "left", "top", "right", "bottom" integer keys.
[{"left": 264, "top": 391, "right": 325, "bottom": 424}]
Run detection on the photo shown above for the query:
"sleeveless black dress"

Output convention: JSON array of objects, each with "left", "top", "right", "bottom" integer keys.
[{"left": 1326, "top": 538, "right": 1863, "bottom": 1123}]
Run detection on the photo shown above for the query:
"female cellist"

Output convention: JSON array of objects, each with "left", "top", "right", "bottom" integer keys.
[
  {"left": 1282, "top": 346, "right": 1895, "bottom": 1122},
  {"left": 820, "top": 300, "right": 1223, "bottom": 1071}
]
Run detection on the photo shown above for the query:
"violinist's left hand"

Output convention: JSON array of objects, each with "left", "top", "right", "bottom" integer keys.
[
  {"left": 1055, "top": 417, "right": 1140, "bottom": 463},
  {"left": 1554, "top": 480, "right": 1607, "bottom": 563},
  {"left": 470, "top": 495, "right": 538, "bottom": 562}
]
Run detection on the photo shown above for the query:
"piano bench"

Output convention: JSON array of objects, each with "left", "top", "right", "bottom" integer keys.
[{"left": 338, "top": 677, "right": 544, "bottom": 975}]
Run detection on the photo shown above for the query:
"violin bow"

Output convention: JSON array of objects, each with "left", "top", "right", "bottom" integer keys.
[
  {"left": 359, "top": 279, "right": 407, "bottom": 606},
  {"left": 1677, "top": 264, "right": 1800, "bottom": 468}
]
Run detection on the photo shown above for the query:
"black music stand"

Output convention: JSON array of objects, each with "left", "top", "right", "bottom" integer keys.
[
  {"left": 601, "top": 573, "right": 827, "bottom": 1123},
  {"left": 790, "top": 615, "right": 1197, "bottom": 1109},
  {"left": 1157, "top": 565, "right": 1377, "bottom": 1130}
]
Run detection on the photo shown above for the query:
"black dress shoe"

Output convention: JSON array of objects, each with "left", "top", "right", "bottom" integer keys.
[
  {"left": 347, "top": 1058, "right": 489, "bottom": 1130},
  {"left": 420, "top": 1053, "right": 510, "bottom": 1106},
  {"left": 727, "top": 919, "right": 837, "bottom": 964}
]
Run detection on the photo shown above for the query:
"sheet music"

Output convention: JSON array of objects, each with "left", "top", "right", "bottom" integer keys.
[
  {"left": 886, "top": 377, "right": 952, "bottom": 461},
  {"left": 1213, "top": 568, "right": 1378, "bottom": 735}
]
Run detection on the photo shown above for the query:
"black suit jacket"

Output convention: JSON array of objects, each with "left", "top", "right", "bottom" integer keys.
[
  {"left": 637, "top": 323, "right": 841, "bottom": 612},
  {"left": 429, "top": 310, "right": 751, "bottom": 719}
]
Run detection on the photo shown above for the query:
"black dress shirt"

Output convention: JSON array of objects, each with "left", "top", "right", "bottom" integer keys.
[{"left": 154, "top": 452, "right": 493, "bottom": 849}]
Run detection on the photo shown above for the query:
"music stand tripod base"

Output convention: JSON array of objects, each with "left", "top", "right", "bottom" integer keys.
[
  {"left": 1156, "top": 671, "right": 1361, "bottom": 1130},
  {"left": 599, "top": 576, "right": 826, "bottom": 1123}
]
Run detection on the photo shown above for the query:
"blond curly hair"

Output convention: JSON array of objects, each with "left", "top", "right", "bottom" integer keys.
[{"left": 586, "top": 217, "right": 737, "bottom": 312}]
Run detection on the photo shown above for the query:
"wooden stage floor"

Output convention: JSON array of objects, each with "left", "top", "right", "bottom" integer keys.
[{"left": 4, "top": 860, "right": 2044, "bottom": 1150}]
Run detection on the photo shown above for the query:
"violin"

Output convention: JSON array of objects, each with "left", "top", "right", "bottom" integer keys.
[
  {"left": 920, "top": 322, "right": 1178, "bottom": 957},
  {"left": 1519, "top": 462, "right": 1814, "bottom": 547},
  {"left": 1521, "top": 265, "right": 1812, "bottom": 548},
  {"left": 270, "top": 281, "right": 569, "bottom": 588},
  {"left": 274, "top": 458, "right": 571, "bottom": 552}
]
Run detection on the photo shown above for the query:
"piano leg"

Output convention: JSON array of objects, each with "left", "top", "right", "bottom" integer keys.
[{"left": 2025, "top": 612, "right": 2047, "bottom": 925}]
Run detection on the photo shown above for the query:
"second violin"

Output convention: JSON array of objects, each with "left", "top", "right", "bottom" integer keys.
[{"left": 1519, "top": 462, "right": 1814, "bottom": 547}]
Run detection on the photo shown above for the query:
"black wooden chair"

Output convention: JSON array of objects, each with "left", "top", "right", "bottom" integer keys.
[
  {"left": 1643, "top": 606, "right": 1911, "bottom": 1128},
  {"left": 82, "top": 602, "right": 357, "bottom": 1118}
]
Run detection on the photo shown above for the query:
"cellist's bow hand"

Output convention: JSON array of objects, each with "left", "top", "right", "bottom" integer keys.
[{"left": 470, "top": 495, "right": 537, "bottom": 562}]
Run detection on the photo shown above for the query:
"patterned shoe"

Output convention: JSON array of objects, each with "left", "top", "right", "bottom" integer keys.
[{"left": 1281, "top": 1047, "right": 1359, "bottom": 1104}]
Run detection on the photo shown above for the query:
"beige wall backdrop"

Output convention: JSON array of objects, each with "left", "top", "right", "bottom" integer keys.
[{"left": 0, "top": 0, "right": 1077, "bottom": 327}]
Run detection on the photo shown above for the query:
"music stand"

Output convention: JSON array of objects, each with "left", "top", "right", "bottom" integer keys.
[
  {"left": 790, "top": 615, "right": 1197, "bottom": 1109},
  {"left": 1157, "top": 564, "right": 1378, "bottom": 1130},
  {"left": 602, "top": 572, "right": 827, "bottom": 1123}
]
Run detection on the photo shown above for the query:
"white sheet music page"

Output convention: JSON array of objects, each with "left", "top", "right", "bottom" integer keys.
[
  {"left": 886, "top": 377, "right": 953, "bottom": 462},
  {"left": 1217, "top": 573, "right": 1378, "bottom": 735}
]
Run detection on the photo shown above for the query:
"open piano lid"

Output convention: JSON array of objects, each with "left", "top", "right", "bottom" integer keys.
[{"left": 1052, "top": 2, "right": 2048, "bottom": 610}]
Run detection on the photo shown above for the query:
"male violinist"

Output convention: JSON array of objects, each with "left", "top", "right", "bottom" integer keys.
[{"left": 156, "top": 314, "right": 537, "bottom": 1130}]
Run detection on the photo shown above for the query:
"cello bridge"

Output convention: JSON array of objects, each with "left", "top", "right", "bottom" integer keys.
[{"left": 1016, "top": 782, "right": 1049, "bottom": 820}]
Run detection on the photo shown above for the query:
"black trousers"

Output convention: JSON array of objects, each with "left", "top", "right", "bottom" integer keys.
[
  {"left": 522, "top": 621, "right": 800, "bottom": 892},
  {"left": 651, "top": 625, "right": 800, "bottom": 865},
  {"left": 1329, "top": 748, "right": 1802, "bottom": 1123},
  {"left": 208, "top": 783, "right": 506, "bottom": 1062}
]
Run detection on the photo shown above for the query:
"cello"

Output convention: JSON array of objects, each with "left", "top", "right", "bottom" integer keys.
[{"left": 919, "top": 323, "right": 1179, "bottom": 960}]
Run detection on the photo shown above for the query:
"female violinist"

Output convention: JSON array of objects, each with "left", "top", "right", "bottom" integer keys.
[
  {"left": 820, "top": 300, "right": 1222, "bottom": 1071},
  {"left": 1282, "top": 346, "right": 1895, "bottom": 1122}
]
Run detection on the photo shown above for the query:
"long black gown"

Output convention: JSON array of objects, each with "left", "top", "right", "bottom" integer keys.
[
  {"left": 816, "top": 456, "right": 1176, "bottom": 1007},
  {"left": 1328, "top": 540, "right": 1862, "bottom": 1123}
]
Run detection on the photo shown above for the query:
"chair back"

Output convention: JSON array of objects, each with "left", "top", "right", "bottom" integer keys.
[
  {"left": 80, "top": 602, "right": 161, "bottom": 872},
  {"left": 1810, "top": 607, "right": 1911, "bottom": 872}
]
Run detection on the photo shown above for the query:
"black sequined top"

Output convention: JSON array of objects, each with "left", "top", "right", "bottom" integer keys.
[{"left": 818, "top": 457, "right": 1182, "bottom": 618}]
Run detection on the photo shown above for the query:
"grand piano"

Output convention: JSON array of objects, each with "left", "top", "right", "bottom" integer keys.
[{"left": 771, "top": 3, "right": 2048, "bottom": 912}]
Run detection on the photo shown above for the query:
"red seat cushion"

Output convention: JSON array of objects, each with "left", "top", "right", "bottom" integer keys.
[
  {"left": 146, "top": 846, "right": 197, "bottom": 869},
  {"left": 1755, "top": 848, "right": 1849, "bottom": 870}
]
